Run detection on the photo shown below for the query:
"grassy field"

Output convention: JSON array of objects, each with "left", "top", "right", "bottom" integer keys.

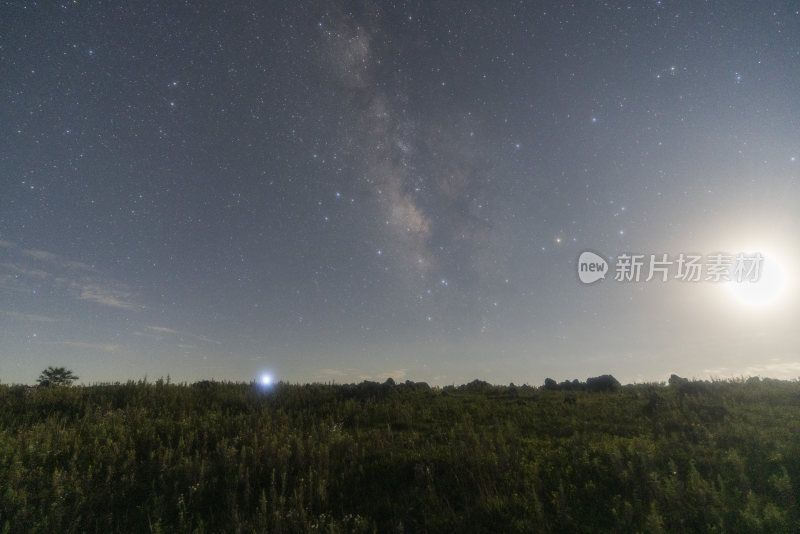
[{"left": 1, "top": 377, "right": 799, "bottom": 532}]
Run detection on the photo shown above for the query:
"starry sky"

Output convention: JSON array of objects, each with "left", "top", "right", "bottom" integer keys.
[{"left": 2, "top": 1, "right": 799, "bottom": 386}]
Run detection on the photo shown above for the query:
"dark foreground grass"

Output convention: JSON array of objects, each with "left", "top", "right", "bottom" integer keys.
[{"left": 1, "top": 377, "right": 799, "bottom": 532}]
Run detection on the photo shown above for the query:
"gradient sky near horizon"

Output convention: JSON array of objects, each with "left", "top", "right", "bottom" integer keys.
[{"left": 2, "top": 1, "right": 799, "bottom": 386}]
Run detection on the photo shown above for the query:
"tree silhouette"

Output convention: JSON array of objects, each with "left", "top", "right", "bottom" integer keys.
[{"left": 37, "top": 366, "right": 79, "bottom": 386}]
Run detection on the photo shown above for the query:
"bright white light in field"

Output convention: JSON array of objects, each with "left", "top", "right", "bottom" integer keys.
[
  {"left": 260, "top": 373, "right": 273, "bottom": 386},
  {"left": 725, "top": 253, "right": 787, "bottom": 309}
]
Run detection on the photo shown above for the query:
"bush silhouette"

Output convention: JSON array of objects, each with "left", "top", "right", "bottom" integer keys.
[
  {"left": 37, "top": 366, "right": 78, "bottom": 387},
  {"left": 586, "top": 374, "right": 621, "bottom": 392}
]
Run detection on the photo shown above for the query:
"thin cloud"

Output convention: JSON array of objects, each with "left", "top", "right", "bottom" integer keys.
[
  {"left": 78, "top": 285, "right": 138, "bottom": 310},
  {"left": 315, "top": 368, "right": 407, "bottom": 383},
  {"left": 43, "top": 341, "right": 122, "bottom": 353},
  {"left": 1, "top": 246, "right": 137, "bottom": 311},
  {"left": 318, "top": 368, "right": 348, "bottom": 377},
  {"left": 360, "top": 369, "right": 408, "bottom": 382},
  {"left": 1, "top": 262, "right": 49, "bottom": 279},
  {"left": 313, "top": 368, "right": 363, "bottom": 383},
  {"left": 0, "top": 273, "right": 32, "bottom": 293},
  {"left": 146, "top": 325, "right": 180, "bottom": 334},
  {"left": 22, "top": 249, "right": 60, "bottom": 262},
  {"left": 22, "top": 248, "right": 94, "bottom": 271},
  {"left": 0, "top": 310, "right": 58, "bottom": 323},
  {"left": 703, "top": 360, "right": 800, "bottom": 380},
  {"left": 192, "top": 334, "right": 221, "bottom": 345},
  {"left": 144, "top": 325, "right": 220, "bottom": 345}
]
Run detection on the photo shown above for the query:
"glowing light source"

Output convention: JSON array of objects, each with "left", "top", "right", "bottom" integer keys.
[
  {"left": 260, "top": 373, "right": 273, "bottom": 386},
  {"left": 726, "top": 253, "right": 787, "bottom": 309}
]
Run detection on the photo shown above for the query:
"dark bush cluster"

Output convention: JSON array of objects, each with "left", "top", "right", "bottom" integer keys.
[{"left": 542, "top": 374, "right": 621, "bottom": 392}]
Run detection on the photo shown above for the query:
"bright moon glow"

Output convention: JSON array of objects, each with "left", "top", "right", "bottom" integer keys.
[
  {"left": 260, "top": 374, "right": 273, "bottom": 386},
  {"left": 726, "top": 253, "right": 787, "bottom": 308}
]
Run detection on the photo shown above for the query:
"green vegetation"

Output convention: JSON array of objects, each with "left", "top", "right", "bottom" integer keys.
[
  {"left": 35, "top": 366, "right": 78, "bottom": 387},
  {"left": 1, "top": 376, "right": 799, "bottom": 532}
]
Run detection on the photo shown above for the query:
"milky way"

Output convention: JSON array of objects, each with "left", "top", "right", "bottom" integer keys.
[{"left": 1, "top": 2, "right": 799, "bottom": 385}]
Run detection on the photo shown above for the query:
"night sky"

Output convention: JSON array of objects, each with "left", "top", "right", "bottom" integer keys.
[{"left": 2, "top": 1, "right": 799, "bottom": 386}]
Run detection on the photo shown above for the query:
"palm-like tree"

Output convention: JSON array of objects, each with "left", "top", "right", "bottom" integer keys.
[{"left": 37, "top": 366, "right": 79, "bottom": 386}]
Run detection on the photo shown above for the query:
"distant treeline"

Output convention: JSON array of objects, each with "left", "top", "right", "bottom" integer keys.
[{"left": 1, "top": 376, "right": 799, "bottom": 532}]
